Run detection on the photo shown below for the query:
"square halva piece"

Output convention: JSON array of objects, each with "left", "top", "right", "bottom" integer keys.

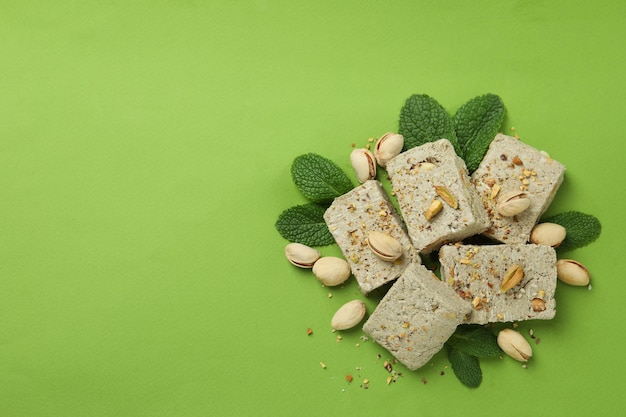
[
  {"left": 471, "top": 134, "right": 565, "bottom": 244},
  {"left": 386, "top": 139, "right": 489, "bottom": 254},
  {"left": 439, "top": 243, "right": 557, "bottom": 324},
  {"left": 324, "top": 180, "right": 420, "bottom": 295},
  {"left": 363, "top": 263, "right": 471, "bottom": 371}
]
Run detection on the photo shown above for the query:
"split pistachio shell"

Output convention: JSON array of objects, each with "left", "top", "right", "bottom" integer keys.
[
  {"left": 497, "top": 328, "right": 533, "bottom": 362},
  {"left": 374, "top": 132, "right": 404, "bottom": 167},
  {"left": 530, "top": 222, "right": 567, "bottom": 247},
  {"left": 331, "top": 300, "right": 367, "bottom": 330},
  {"left": 312, "top": 256, "right": 351, "bottom": 286},
  {"left": 350, "top": 148, "right": 376, "bottom": 183},
  {"left": 284, "top": 243, "right": 321, "bottom": 268},
  {"left": 367, "top": 231, "right": 403, "bottom": 262},
  {"left": 496, "top": 190, "right": 531, "bottom": 217},
  {"left": 556, "top": 259, "right": 590, "bottom": 286}
]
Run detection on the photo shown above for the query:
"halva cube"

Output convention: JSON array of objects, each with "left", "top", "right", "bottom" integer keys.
[
  {"left": 439, "top": 243, "right": 557, "bottom": 324},
  {"left": 471, "top": 134, "right": 565, "bottom": 244},
  {"left": 324, "top": 180, "right": 419, "bottom": 295},
  {"left": 386, "top": 139, "right": 489, "bottom": 253},
  {"left": 363, "top": 263, "right": 471, "bottom": 371}
]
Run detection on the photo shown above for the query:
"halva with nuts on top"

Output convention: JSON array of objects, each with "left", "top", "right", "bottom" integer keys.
[
  {"left": 471, "top": 134, "right": 565, "bottom": 244},
  {"left": 439, "top": 243, "right": 557, "bottom": 324},
  {"left": 324, "top": 180, "right": 419, "bottom": 295},
  {"left": 386, "top": 139, "right": 490, "bottom": 254},
  {"left": 363, "top": 263, "right": 472, "bottom": 371}
]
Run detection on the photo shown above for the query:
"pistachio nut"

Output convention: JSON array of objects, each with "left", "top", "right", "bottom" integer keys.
[
  {"left": 350, "top": 148, "right": 376, "bottom": 183},
  {"left": 374, "top": 132, "right": 404, "bottom": 168},
  {"left": 531, "top": 298, "right": 547, "bottom": 312},
  {"left": 556, "top": 259, "right": 590, "bottom": 286},
  {"left": 497, "top": 328, "right": 533, "bottom": 362},
  {"left": 434, "top": 185, "right": 458, "bottom": 209},
  {"left": 530, "top": 222, "right": 567, "bottom": 247},
  {"left": 312, "top": 256, "right": 351, "bottom": 286},
  {"left": 500, "top": 264, "right": 524, "bottom": 292},
  {"left": 284, "top": 242, "right": 321, "bottom": 268},
  {"left": 424, "top": 199, "right": 443, "bottom": 221},
  {"left": 496, "top": 190, "right": 531, "bottom": 217},
  {"left": 331, "top": 299, "right": 367, "bottom": 330},
  {"left": 367, "top": 231, "right": 403, "bottom": 262}
]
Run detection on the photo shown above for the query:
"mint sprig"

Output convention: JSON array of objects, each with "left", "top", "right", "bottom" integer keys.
[
  {"left": 447, "top": 347, "right": 482, "bottom": 388},
  {"left": 453, "top": 93, "right": 506, "bottom": 172},
  {"left": 540, "top": 211, "right": 601, "bottom": 252},
  {"left": 398, "top": 94, "right": 458, "bottom": 153},
  {"left": 446, "top": 325, "right": 501, "bottom": 358},
  {"left": 445, "top": 325, "right": 500, "bottom": 388},
  {"left": 275, "top": 203, "right": 335, "bottom": 246},
  {"left": 291, "top": 153, "right": 354, "bottom": 203},
  {"left": 397, "top": 93, "right": 505, "bottom": 172}
]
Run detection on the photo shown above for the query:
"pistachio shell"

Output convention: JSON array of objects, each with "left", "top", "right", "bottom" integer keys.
[
  {"left": 497, "top": 329, "right": 533, "bottom": 362},
  {"left": 312, "top": 256, "right": 351, "bottom": 286},
  {"left": 530, "top": 222, "right": 567, "bottom": 247},
  {"left": 350, "top": 148, "right": 376, "bottom": 183},
  {"left": 556, "top": 259, "right": 590, "bottom": 286},
  {"left": 284, "top": 243, "right": 321, "bottom": 268},
  {"left": 374, "top": 133, "right": 404, "bottom": 167},
  {"left": 331, "top": 300, "right": 367, "bottom": 330},
  {"left": 367, "top": 231, "right": 403, "bottom": 262},
  {"left": 496, "top": 190, "right": 531, "bottom": 217}
]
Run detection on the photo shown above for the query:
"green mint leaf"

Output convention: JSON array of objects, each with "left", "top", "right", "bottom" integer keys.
[
  {"left": 398, "top": 94, "right": 458, "bottom": 153},
  {"left": 453, "top": 93, "right": 506, "bottom": 172},
  {"left": 447, "top": 347, "right": 482, "bottom": 388},
  {"left": 275, "top": 203, "right": 335, "bottom": 246},
  {"left": 540, "top": 211, "right": 601, "bottom": 252},
  {"left": 446, "top": 325, "right": 501, "bottom": 358},
  {"left": 291, "top": 153, "right": 353, "bottom": 203}
]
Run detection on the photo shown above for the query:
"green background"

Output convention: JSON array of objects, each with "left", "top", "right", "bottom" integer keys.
[{"left": 1, "top": 1, "right": 624, "bottom": 415}]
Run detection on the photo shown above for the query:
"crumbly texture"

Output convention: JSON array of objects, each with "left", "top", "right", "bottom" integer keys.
[
  {"left": 362, "top": 263, "right": 471, "bottom": 371},
  {"left": 386, "top": 139, "right": 490, "bottom": 254},
  {"left": 324, "top": 180, "right": 420, "bottom": 295},
  {"left": 439, "top": 243, "right": 557, "bottom": 324},
  {"left": 471, "top": 134, "right": 565, "bottom": 244}
]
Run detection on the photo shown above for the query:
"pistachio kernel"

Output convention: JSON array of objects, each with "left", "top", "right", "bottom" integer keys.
[{"left": 500, "top": 264, "right": 524, "bottom": 292}]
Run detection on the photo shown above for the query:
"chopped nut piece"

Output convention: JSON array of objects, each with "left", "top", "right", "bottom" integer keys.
[{"left": 425, "top": 199, "right": 444, "bottom": 221}]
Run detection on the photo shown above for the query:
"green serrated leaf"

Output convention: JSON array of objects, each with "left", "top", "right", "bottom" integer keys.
[
  {"left": 453, "top": 93, "right": 506, "bottom": 172},
  {"left": 540, "top": 211, "right": 601, "bottom": 252},
  {"left": 398, "top": 94, "right": 458, "bottom": 153},
  {"left": 446, "top": 325, "right": 501, "bottom": 358},
  {"left": 448, "top": 347, "right": 482, "bottom": 388},
  {"left": 291, "top": 153, "right": 353, "bottom": 204},
  {"left": 275, "top": 203, "right": 335, "bottom": 246}
]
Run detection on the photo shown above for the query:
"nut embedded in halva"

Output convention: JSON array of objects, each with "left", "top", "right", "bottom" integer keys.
[
  {"left": 496, "top": 190, "right": 531, "bottom": 217},
  {"left": 367, "top": 231, "right": 403, "bottom": 262}
]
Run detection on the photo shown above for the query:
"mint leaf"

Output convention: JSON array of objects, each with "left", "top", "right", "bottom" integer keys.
[
  {"left": 291, "top": 153, "right": 353, "bottom": 203},
  {"left": 275, "top": 203, "right": 335, "bottom": 246},
  {"left": 448, "top": 347, "right": 482, "bottom": 388},
  {"left": 540, "top": 211, "right": 601, "bottom": 252},
  {"left": 446, "top": 325, "right": 501, "bottom": 358},
  {"left": 453, "top": 94, "right": 506, "bottom": 172},
  {"left": 398, "top": 94, "right": 458, "bottom": 153}
]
